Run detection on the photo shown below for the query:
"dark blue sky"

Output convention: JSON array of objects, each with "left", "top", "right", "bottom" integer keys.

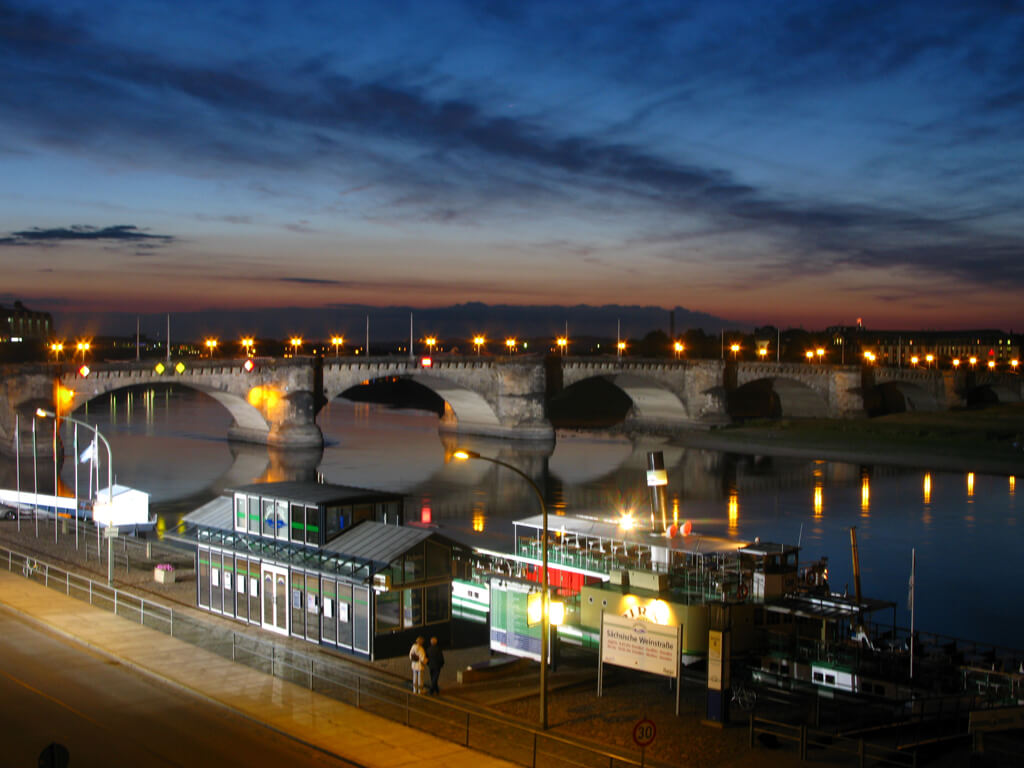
[{"left": 2, "top": 0, "right": 1022, "bottom": 331}]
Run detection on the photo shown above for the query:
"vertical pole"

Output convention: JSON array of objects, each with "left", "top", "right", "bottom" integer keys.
[
  {"left": 597, "top": 610, "right": 604, "bottom": 697},
  {"left": 910, "top": 548, "right": 916, "bottom": 680},
  {"left": 409, "top": 312, "right": 414, "bottom": 359},
  {"left": 136, "top": 316, "right": 140, "bottom": 361},
  {"left": 15, "top": 413, "right": 21, "bottom": 532},
  {"left": 73, "top": 425, "right": 79, "bottom": 550},
  {"left": 108, "top": 529, "right": 114, "bottom": 586},
  {"left": 166, "top": 313, "right": 170, "bottom": 362},
  {"left": 53, "top": 418, "right": 58, "bottom": 543},
  {"left": 32, "top": 418, "right": 39, "bottom": 537},
  {"left": 616, "top": 319, "right": 621, "bottom": 357},
  {"left": 777, "top": 328, "right": 780, "bottom": 362},
  {"left": 365, "top": 315, "right": 369, "bottom": 357}
]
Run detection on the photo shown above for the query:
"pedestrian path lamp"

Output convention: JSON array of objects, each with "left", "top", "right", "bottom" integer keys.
[
  {"left": 36, "top": 409, "right": 113, "bottom": 506},
  {"left": 452, "top": 449, "right": 550, "bottom": 730}
]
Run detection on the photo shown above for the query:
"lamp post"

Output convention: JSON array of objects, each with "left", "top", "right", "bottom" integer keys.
[
  {"left": 730, "top": 343, "right": 740, "bottom": 360},
  {"left": 473, "top": 335, "right": 485, "bottom": 356},
  {"left": 425, "top": 336, "right": 437, "bottom": 356},
  {"left": 505, "top": 338, "right": 516, "bottom": 356},
  {"left": 453, "top": 449, "right": 549, "bottom": 729},
  {"left": 556, "top": 336, "right": 567, "bottom": 356},
  {"left": 50, "top": 341, "right": 64, "bottom": 362},
  {"left": 37, "top": 409, "right": 114, "bottom": 579},
  {"left": 674, "top": 341, "right": 684, "bottom": 359},
  {"left": 816, "top": 347, "right": 825, "bottom": 364},
  {"left": 290, "top": 337, "right": 302, "bottom": 357},
  {"left": 330, "top": 336, "right": 344, "bottom": 357},
  {"left": 241, "top": 337, "right": 255, "bottom": 357},
  {"left": 76, "top": 341, "right": 90, "bottom": 362},
  {"left": 205, "top": 338, "right": 218, "bottom": 358}
]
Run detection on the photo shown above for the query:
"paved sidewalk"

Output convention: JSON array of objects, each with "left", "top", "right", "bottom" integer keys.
[{"left": 0, "top": 570, "right": 518, "bottom": 768}]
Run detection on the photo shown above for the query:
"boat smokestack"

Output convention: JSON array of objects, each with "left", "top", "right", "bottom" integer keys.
[{"left": 646, "top": 451, "right": 668, "bottom": 531}]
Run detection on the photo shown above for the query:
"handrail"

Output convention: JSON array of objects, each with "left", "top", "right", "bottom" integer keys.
[{"left": 1, "top": 542, "right": 664, "bottom": 768}]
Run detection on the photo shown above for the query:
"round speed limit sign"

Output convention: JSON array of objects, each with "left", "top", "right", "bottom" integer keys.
[{"left": 632, "top": 718, "right": 656, "bottom": 748}]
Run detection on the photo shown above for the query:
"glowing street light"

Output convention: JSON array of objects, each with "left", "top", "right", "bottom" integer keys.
[
  {"left": 290, "top": 337, "right": 302, "bottom": 357},
  {"left": 1012, "top": 359, "right": 1020, "bottom": 371},
  {"left": 241, "top": 337, "right": 255, "bottom": 357},
  {"left": 50, "top": 341, "right": 64, "bottom": 361},
  {"left": 556, "top": 336, "right": 568, "bottom": 356},
  {"left": 473, "top": 335, "right": 485, "bottom": 356},
  {"left": 674, "top": 341, "right": 684, "bottom": 359},
  {"left": 910, "top": 355, "right": 919, "bottom": 367},
  {"left": 925, "top": 353, "right": 934, "bottom": 368},
  {"left": 952, "top": 358, "right": 961, "bottom": 369},
  {"left": 730, "top": 343, "right": 740, "bottom": 360},
  {"left": 330, "top": 335, "right": 344, "bottom": 357},
  {"left": 816, "top": 347, "right": 825, "bottom": 363},
  {"left": 988, "top": 360, "right": 996, "bottom": 370},
  {"left": 453, "top": 449, "right": 550, "bottom": 729},
  {"left": 969, "top": 356, "right": 978, "bottom": 368},
  {"left": 204, "top": 338, "right": 218, "bottom": 358},
  {"left": 617, "top": 340, "right": 627, "bottom": 357},
  {"left": 757, "top": 346, "right": 768, "bottom": 360},
  {"left": 505, "top": 337, "right": 517, "bottom": 355},
  {"left": 805, "top": 350, "right": 814, "bottom": 363},
  {"left": 425, "top": 336, "right": 437, "bottom": 356},
  {"left": 76, "top": 341, "right": 91, "bottom": 362}
]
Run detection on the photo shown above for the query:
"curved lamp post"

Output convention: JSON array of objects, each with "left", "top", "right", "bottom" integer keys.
[
  {"left": 453, "top": 449, "right": 549, "bottom": 730},
  {"left": 36, "top": 409, "right": 113, "bottom": 505}
]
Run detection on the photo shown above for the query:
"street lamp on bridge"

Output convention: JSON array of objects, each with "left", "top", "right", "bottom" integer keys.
[
  {"left": 290, "top": 337, "right": 303, "bottom": 357},
  {"left": 473, "top": 335, "right": 485, "bottom": 356},
  {"left": 331, "top": 336, "right": 344, "bottom": 357}
]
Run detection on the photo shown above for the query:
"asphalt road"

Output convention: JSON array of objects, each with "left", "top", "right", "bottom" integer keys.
[{"left": 0, "top": 608, "right": 362, "bottom": 768}]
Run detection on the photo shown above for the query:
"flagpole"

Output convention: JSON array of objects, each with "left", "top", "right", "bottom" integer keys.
[
  {"left": 53, "top": 418, "right": 58, "bottom": 543},
  {"left": 32, "top": 417, "right": 38, "bottom": 537},
  {"left": 910, "top": 548, "right": 916, "bottom": 680},
  {"left": 15, "top": 413, "right": 21, "bottom": 532},
  {"left": 74, "top": 424, "right": 79, "bottom": 550}
]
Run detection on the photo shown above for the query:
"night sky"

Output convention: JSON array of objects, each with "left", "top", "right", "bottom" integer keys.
[{"left": 2, "top": 1, "right": 1022, "bottom": 331}]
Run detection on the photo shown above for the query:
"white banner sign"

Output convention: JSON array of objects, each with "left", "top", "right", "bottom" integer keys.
[{"left": 600, "top": 613, "right": 680, "bottom": 678}]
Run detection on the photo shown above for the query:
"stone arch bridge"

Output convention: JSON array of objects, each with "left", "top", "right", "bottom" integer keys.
[{"left": 0, "top": 356, "right": 1010, "bottom": 454}]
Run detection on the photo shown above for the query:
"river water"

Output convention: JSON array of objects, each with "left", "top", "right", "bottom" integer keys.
[{"left": 2, "top": 386, "right": 1020, "bottom": 649}]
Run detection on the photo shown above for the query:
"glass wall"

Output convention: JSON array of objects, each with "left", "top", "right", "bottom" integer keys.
[{"left": 198, "top": 546, "right": 210, "bottom": 608}]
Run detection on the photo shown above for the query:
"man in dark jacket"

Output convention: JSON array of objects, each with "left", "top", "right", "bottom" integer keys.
[{"left": 426, "top": 636, "right": 445, "bottom": 695}]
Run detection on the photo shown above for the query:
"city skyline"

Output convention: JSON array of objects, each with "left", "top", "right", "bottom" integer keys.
[{"left": 2, "top": 1, "right": 1023, "bottom": 331}]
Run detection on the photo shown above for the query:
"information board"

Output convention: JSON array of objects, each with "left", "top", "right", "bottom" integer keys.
[
  {"left": 489, "top": 577, "right": 544, "bottom": 662},
  {"left": 600, "top": 612, "right": 680, "bottom": 678}
]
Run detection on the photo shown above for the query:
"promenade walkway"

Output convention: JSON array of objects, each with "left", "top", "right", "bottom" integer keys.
[{"left": 0, "top": 569, "right": 518, "bottom": 768}]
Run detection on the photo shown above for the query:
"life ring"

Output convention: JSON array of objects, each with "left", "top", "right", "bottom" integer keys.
[{"left": 736, "top": 583, "right": 749, "bottom": 601}]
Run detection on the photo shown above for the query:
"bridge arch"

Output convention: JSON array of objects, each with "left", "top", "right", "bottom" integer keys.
[
  {"left": 729, "top": 377, "right": 829, "bottom": 420},
  {"left": 322, "top": 359, "right": 552, "bottom": 440},
  {"left": 871, "top": 381, "right": 940, "bottom": 414}
]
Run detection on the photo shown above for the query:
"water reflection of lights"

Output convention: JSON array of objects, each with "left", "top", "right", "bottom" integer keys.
[
  {"left": 923, "top": 473, "right": 931, "bottom": 505},
  {"left": 1011, "top": 476, "right": 1016, "bottom": 495},
  {"left": 813, "top": 484, "right": 823, "bottom": 517},
  {"left": 728, "top": 490, "right": 739, "bottom": 530},
  {"left": 472, "top": 512, "right": 485, "bottom": 532},
  {"left": 671, "top": 497, "right": 679, "bottom": 526},
  {"left": 860, "top": 476, "right": 870, "bottom": 515},
  {"left": 967, "top": 472, "right": 975, "bottom": 497},
  {"left": 420, "top": 505, "right": 432, "bottom": 524}
]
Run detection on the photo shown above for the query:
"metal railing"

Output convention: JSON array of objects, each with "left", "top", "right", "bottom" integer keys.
[
  {"left": 1, "top": 543, "right": 663, "bottom": 768},
  {"left": 750, "top": 715, "right": 917, "bottom": 767}
]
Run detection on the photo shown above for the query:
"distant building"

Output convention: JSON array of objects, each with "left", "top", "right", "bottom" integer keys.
[
  {"left": 830, "top": 326, "right": 1021, "bottom": 368},
  {"left": 1, "top": 300, "right": 52, "bottom": 342}
]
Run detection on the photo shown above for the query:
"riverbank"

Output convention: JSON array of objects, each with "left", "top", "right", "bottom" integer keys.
[{"left": 664, "top": 404, "right": 1024, "bottom": 477}]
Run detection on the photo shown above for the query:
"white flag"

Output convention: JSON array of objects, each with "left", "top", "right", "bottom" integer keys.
[{"left": 79, "top": 440, "right": 96, "bottom": 464}]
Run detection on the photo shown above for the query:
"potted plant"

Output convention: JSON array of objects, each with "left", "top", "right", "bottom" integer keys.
[{"left": 154, "top": 563, "right": 176, "bottom": 584}]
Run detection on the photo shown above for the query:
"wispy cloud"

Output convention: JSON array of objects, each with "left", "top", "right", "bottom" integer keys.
[{"left": 0, "top": 225, "right": 174, "bottom": 246}]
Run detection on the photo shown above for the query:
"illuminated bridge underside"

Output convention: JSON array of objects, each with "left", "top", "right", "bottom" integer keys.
[
  {"left": 609, "top": 374, "right": 692, "bottom": 425},
  {"left": 770, "top": 378, "right": 829, "bottom": 419}
]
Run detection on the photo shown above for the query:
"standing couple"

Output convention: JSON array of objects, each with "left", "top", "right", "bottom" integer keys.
[{"left": 409, "top": 635, "right": 445, "bottom": 694}]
